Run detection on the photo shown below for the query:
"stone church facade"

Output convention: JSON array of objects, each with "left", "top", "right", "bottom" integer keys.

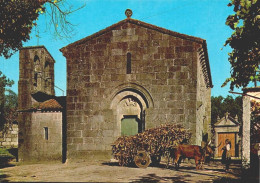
[
  {"left": 60, "top": 13, "right": 212, "bottom": 160},
  {"left": 18, "top": 11, "right": 212, "bottom": 161}
]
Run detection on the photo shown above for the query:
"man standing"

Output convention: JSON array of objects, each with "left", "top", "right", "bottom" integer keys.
[{"left": 222, "top": 139, "right": 231, "bottom": 171}]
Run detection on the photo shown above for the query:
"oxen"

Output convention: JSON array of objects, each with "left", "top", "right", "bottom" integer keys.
[{"left": 172, "top": 142, "right": 214, "bottom": 170}]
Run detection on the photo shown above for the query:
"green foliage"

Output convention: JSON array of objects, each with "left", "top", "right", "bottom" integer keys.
[
  {"left": 0, "top": 147, "right": 14, "bottom": 158},
  {"left": 0, "top": 71, "right": 14, "bottom": 110},
  {"left": 211, "top": 95, "right": 224, "bottom": 124},
  {"left": 0, "top": 147, "right": 15, "bottom": 165},
  {"left": 0, "top": 0, "right": 45, "bottom": 58},
  {"left": 223, "top": 0, "right": 260, "bottom": 90},
  {"left": 4, "top": 90, "right": 17, "bottom": 109},
  {"left": 1, "top": 90, "right": 18, "bottom": 131},
  {"left": 211, "top": 95, "right": 242, "bottom": 124},
  {"left": 0, "top": 72, "right": 16, "bottom": 130},
  {"left": 212, "top": 95, "right": 259, "bottom": 143},
  {"left": 0, "top": 0, "right": 85, "bottom": 59}
]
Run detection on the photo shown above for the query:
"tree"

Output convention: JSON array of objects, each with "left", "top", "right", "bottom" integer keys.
[
  {"left": 0, "top": 72, "right": 14, "bottom": 130},
  {"left": 211, "top": 96, "right": 225, "bottom": 124},
  {"left": 211, "top": 95, "right": 259, "bottom": 143},
  {"left": 211, "top": 95, "right": 242, "bottom": 124},
  {"left": 1, "top": 90, "right": 18, "bottom": 133},
  {"left": 0, "top": 0, "right": 84, "bottom": 59},
  {"left": 222, "top": 0, "right": 260, "bottom": 90},
  {"left": 222, "top": 95, "right": 243, "bottom": 119}
]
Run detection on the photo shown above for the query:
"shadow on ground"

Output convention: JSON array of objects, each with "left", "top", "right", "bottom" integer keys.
[
  {"left": 129, "top": 173, "right": 256, "bottom": 183},
  {"left": 130, "top": 173, "right": 187, "bottom": 183},
  {"left": 102, "top": 162, "right": 119, "bottom": 167},
  {"left": 0, "top": 162, "right": 15, "bottom": 169},
  {"left": 0, "top": 153, "right": 17, "bottom": 183},
  {"left": 102, "top": 160, "right": 260, "bottom": 183},
  {"left": 0, "top": 171, "right": 10, "bottom": 182},
  {"left": 102, "top": 161, "right": 138, "bottom": 168},
  {"left": 212, "top": 176, "right": 259, "bottom": 183},
  {"left": 7, "top": 148, "right": 18, "bottom": 162}
]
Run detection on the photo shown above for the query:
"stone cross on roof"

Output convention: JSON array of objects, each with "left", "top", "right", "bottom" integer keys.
[
  {"left": 125, "top": 9, "right": 133, "bottom": 18},
  {"left": 225, "top": 112, "right": 230, "bottom": 119}
]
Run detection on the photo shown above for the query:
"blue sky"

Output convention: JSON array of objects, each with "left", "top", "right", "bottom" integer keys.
[{"left": 0, "top": 0, "right": 243, "bottom": 97}]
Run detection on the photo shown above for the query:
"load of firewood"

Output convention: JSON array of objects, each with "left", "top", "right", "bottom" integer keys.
[{"left": 111, "top": 124, "right": 191, "bottom": 167}]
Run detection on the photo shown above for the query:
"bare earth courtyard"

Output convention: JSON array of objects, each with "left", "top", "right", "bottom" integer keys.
[{"left": 0, "top": 159, "right": 248, "bottom": 182}]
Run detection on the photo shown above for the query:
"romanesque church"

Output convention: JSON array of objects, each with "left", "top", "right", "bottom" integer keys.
[{"left": 18, "top": 10, "right": 212, "bottom": 161}]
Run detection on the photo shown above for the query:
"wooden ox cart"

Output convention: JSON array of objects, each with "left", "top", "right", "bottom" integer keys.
[{"left": 111, "top": 124, "right": 191, "bottom": 168}]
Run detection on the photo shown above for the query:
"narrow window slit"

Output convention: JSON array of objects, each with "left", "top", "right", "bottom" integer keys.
[
  {"left": 44, "top": 127, "right": 49, "bottom": 140},
  {"left": 127, "top": 52, "right": 131, "bottom": 74}
]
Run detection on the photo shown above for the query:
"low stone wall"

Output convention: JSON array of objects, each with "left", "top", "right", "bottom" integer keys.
[{"left": 0, "top": 124, "right": 18, "bottom": 148}]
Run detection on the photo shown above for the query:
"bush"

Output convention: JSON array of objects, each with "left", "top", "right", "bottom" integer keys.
[{"left": 0, "top": 147, "right": 15, "bottom": 165}]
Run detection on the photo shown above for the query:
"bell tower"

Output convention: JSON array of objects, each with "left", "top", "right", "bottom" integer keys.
[
  {"left": 18, "top": 46, "right": 55, "bottom": 110},
  {"left": 18, "top": 46, "right": 61, "bottom": 162}
]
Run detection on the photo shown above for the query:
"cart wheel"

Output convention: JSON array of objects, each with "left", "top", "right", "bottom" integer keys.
[
  {"left": 151, "top": 156, "right": 161, "bottom": 166},
  {"left": 134, "top": 151, "right": 151, "bottom": 168}
]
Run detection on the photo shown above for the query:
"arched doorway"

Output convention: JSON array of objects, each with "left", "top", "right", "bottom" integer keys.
[
  {"left": 110, "top": 85, "right": 152, "bottom": 137},
  {"left": 117, "top": 96, "right": 145, "bottom": 136}
]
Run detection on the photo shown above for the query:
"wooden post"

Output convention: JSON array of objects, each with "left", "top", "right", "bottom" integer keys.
[{"left": 242, "top": 95, "right": 251, "bottom": 169}]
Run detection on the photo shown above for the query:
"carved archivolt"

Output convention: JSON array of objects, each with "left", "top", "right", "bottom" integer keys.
[
  {"left": 110, "top": 83, "right": 154, "bottom": 109},
  {"left": 110, "top": 84, "right": 152, "bottom": 136},
  {"left": 110, "top": 90, "right": 148, "bottom": 110}
]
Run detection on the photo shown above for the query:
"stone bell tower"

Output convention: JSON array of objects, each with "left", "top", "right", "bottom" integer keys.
[
  {"left": 18, "top": 46, "right": 55, "bottom": 110},
  {"left": 18, "top": 46, "right": 61, "bottom": 162}
]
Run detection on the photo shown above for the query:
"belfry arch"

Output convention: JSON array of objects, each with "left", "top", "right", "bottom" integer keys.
[{"left": 110, "top": 84, "right": 153, "bottom": 137}]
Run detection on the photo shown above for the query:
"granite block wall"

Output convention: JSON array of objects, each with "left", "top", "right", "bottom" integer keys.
[
  {"left": 0, "top": 124, "right": 18, "bottom": 148},
  {"left": 196, "top": 51, "right": 212, "bottom": 145},
  {"left": 18, "top": 46, "right": 59, "bottom": 162},
  {"left": 61, "top": 20, "right": 211, "bottom": 159},
  {"left": 18, "top": 112, "right": 63, "bottom": 161}
]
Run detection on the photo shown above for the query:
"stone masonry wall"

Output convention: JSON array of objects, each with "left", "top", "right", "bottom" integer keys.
[
  {"left": 0, "top": 124, "right": 18, "bottom": 148},
  {"left": 18, "top": 112, "right": 32, "bottom": 161},
  {"left": 18, "top": 46, "right": 56, "bottom": 162},
  {"left": 18, "top": 47, "right": 55, "bottom": 112},
  {"left": 19, "top": 112, "right": 62, "bottom": 161},
  {"left": 195, "top": 52, "right": 211, "bottom": 145},
  {"left": 62, "top": 21, "right": 207, "bottom": 159}
]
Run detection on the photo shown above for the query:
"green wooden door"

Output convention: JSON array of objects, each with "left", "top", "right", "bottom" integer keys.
[{"left": 121, "top": 117, "right": 138, "bottom": 136}]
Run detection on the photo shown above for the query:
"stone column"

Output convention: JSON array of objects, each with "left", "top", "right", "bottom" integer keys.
[{"left": 242, "top": 95, "right": 251, "bottom": 169}]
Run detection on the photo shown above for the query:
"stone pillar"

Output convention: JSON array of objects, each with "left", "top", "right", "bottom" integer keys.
[{"left": 242, "top": 95, "right": 251, "bottom": 169}]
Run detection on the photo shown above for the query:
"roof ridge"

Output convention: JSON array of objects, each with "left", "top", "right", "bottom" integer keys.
[
  {"left": 59, "top": 17, "right": 212, "bottom": 88},
  {"left": 214, "top": 114, "right": 240, "bottom": 126},
  {"left": 60, "top": 18, "right": 205, "bottom": 52},
  {"left": 39, "top": 99, "right": 63, "bottom": 109},
  {"left": 20, "top": 45, "right": 55, "bottom": 63}
]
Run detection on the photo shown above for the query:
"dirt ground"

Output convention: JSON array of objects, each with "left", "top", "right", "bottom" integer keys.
[{"left": 0, "top": 158, "right": 257, "bottom": 182}]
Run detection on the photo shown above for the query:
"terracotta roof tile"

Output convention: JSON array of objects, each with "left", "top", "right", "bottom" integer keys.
[
  {"left": 39, "top": 99, "right": 62, "bottom": 110},
  {"left": 30, "top": 99, "right": 63, "bottom": 111}
]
